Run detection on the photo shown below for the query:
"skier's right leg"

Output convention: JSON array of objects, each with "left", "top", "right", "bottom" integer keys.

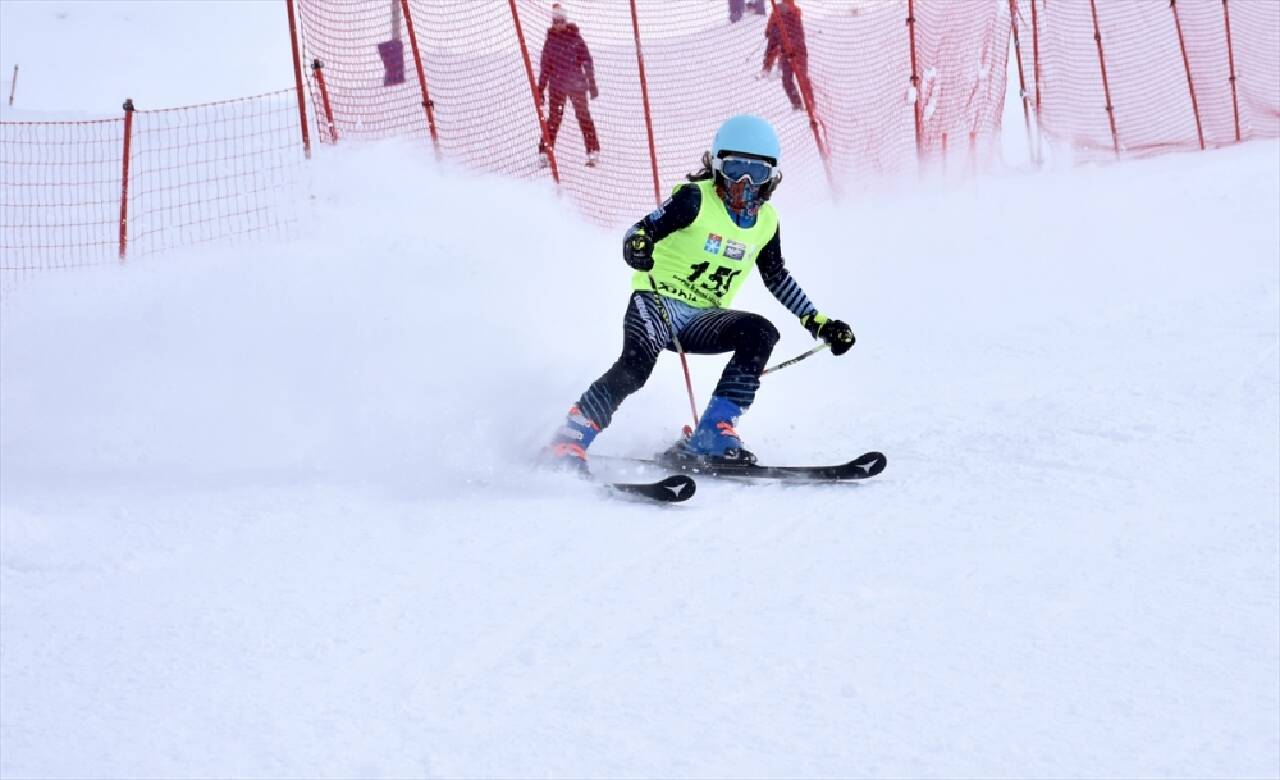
[
  {"left": 667, "top": 309, "right": 779, "bottom": 464},
  {"left": 547, "top": 293, "right": 672, "bottom": 469},
  {"left": 569, "top": 91, "right": 599, "bottom": 156},
  {"left": 539, "top": 91, "right": 568, "bottom": 156}
]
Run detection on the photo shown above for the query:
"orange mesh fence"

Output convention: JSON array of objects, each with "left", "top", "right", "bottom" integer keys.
[
  {"left": 1014, "top": 0, "right": 1280, "bottom": 158},
  {"left": 5, "top": 1, "right": 1277, "bottom": 288},
  {"left": 295, "top": 0, "right": 1010, "bottom": 225},
  {"left": 1, "top": 90, "right": 307, "bottom": 286},
  {"left": 912, "top": 1, "right": 1011, "bottom": 174},
  {"left": 1228, "top": 1, "right": 1280, "bottom": 140},
  {"left": 1, "top": 118, "right": 124, "bottom": 272},
  {"left": 128, "top": 91, "right": 305, "bottom": 257},
  {"left": 297, "top": 0, "right": 433, "bottom": 142}
]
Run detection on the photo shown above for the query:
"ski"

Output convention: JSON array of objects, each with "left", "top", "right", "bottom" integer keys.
[
  {"left": 597, "top": 451, "right": 886, "bottom": 483},
  {"left": 603, "top": 474, "right": 697, "bottom": 503}
]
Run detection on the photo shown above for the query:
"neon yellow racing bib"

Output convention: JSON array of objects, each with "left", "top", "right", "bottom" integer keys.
[{"left": 632, "top": 179, "right": 778, "bottom": 309}]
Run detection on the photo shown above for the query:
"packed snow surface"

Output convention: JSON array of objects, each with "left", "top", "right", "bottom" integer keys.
[
  {"left": 2, "top": 138, "right": 1277, "bottom": 777},
  {"left": 2, "top": 0, "right": 1279, "bottom": 774}
]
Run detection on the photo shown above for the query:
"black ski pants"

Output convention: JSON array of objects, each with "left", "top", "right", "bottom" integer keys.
[{"left": 575, "top": 292, "right": 779, "bottom": 430}]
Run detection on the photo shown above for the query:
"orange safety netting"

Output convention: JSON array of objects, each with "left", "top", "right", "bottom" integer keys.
[
  {"left": 1012, "top": 0, "right": 1279, "bottom": 158},
  {"left": 295, "top": 0, "right": 1010, "bottom": 226},
  {"left": 128, "top": 93, "right": 304, "bottom": 256},
  {"left": 1, "top": 91, "right": 307, "bottom": 280},
  {"left": 4, "top": 0, "right": 1277, "bottom": 286},
  {"left": 1, "top": 117, "right": 123, "bottom": 272}
]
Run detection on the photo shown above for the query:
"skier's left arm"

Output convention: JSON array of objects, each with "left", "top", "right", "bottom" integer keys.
[
  {"left": 757, "top": 227, "right": 856, "bottom": 355},
  {"left": 579, "top": 35, "right": 598, "bottom": 99}
]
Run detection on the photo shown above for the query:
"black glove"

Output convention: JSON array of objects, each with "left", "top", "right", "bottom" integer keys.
[
  {"left": 589, "top": 84, "right": 599, "bottom": 100},
  {"left": 803, "top": 313, "right": 855, "bottom": 356},
  {"left": 623, "top": 227, "right": 654, "bottom": 271}
]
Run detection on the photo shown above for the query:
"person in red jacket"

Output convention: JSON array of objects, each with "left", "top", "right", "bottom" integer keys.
[
  {"left": 760, "top": 0, "right": 809, "bottom": 112},
  {"left": 537, "top": 4, "right": 601, "bottom": 167}
]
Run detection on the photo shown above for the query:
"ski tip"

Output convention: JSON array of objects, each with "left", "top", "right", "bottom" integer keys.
[
  {"left": 604, "top": 474, "right": 697, "bottom": 503},
  {"left": 851, "top": 451, "right": 887, "bottom": 478},
  {"left": 657, "top": 474, "right": 697, "bottom": 501}
]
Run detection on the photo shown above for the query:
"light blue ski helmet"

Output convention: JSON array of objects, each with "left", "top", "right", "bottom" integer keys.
[{"left": 711, "top": 114, "right": 781, "bottom": 163}]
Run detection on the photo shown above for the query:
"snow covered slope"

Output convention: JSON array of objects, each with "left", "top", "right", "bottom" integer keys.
[
  {"left": 2, "top": 0, "right": 1279, "bottom": 774},
  {"left": 2, "top": 135, "right": 1277, "bottom": 777}
]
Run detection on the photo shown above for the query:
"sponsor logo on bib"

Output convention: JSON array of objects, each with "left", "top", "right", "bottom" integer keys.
[{"left": 723, "top": 240, "right": 748, "bottom": 260}]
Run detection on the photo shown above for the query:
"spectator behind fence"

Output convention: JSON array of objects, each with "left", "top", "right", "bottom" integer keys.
[
  {"left": 537, "top": 3, "right": 601, "bottom": 168},
  {"left": 728, "top": 0, "right": 767, "bottom": 24},
  {"left": 760, "top": 0, "right": 809, "bottom": 112}
]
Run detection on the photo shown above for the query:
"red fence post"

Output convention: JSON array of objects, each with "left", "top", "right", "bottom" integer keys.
[
  {"left": 1031, "top": 0, "right": 1042, "bottom": 141},
  {"left": 629, "top": 0, "right": 662, "bottom": 207},
  {"left": 285, "top": 0, "right": 311, "bottom": 160},
  {"left": 119, "top": 99, "right": 134, "bottom": 262},
  {"left": 767, "top": 0, "right": 837, "bottom": 196},
  {"left": 1008, "top": 0, "right": 1035, "bottom": 163},
  {"left": 1222, "top": 0, "right": 1242, "bottom": 142},
  {"left": 1170, "top": 0, "right": 1205, "bottom": 150},
  {"left": 906, "top": 0, "right": 923, "bottom": 165},
  {"left": 399, "top": 0, "right": 440, "bottom": 156},
  {"left": 311, "top": 58, "right": 338, "bottom": 143},
  {"left": 1088, "top": 0, "right": 1120, "bottom": 158},
  {"left": 507, "top": 0, "right": 559, "bottom": 185}
]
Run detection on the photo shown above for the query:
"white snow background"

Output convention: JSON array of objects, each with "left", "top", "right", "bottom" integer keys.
[{"left": 1, "top": 1, "right": 1278, "bottom": 778}]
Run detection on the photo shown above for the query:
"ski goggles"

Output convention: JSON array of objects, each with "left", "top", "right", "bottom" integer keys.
[{"left": 714, "top": 155, "right": 776, "bottom": 185}]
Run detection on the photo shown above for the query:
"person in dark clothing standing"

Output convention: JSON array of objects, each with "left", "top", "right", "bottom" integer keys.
[
  {"left": 728, "top": 0, "right": 766, "bottom": 24},
  {"left": 537, "top": 3, "right": 600, "bottom": 167},
  {"left": 761, "top": 0, "right": 809, "bottom": 112}
]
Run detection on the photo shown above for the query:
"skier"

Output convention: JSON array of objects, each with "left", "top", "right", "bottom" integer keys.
[{"left": 547, "top": 114, "right": 855, "bottom": 471}]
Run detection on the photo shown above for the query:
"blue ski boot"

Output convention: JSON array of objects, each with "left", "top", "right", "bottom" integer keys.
[
  {"left": 545, "top": 405, "right": 600, "bottom": 474},
  {"left": 669, "top": 396, "right": 758, "bottom": 465}
]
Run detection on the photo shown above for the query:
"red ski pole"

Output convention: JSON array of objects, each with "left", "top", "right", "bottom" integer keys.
[{"left": 648, "top": 273, "right": 699, "bottom": 431}]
